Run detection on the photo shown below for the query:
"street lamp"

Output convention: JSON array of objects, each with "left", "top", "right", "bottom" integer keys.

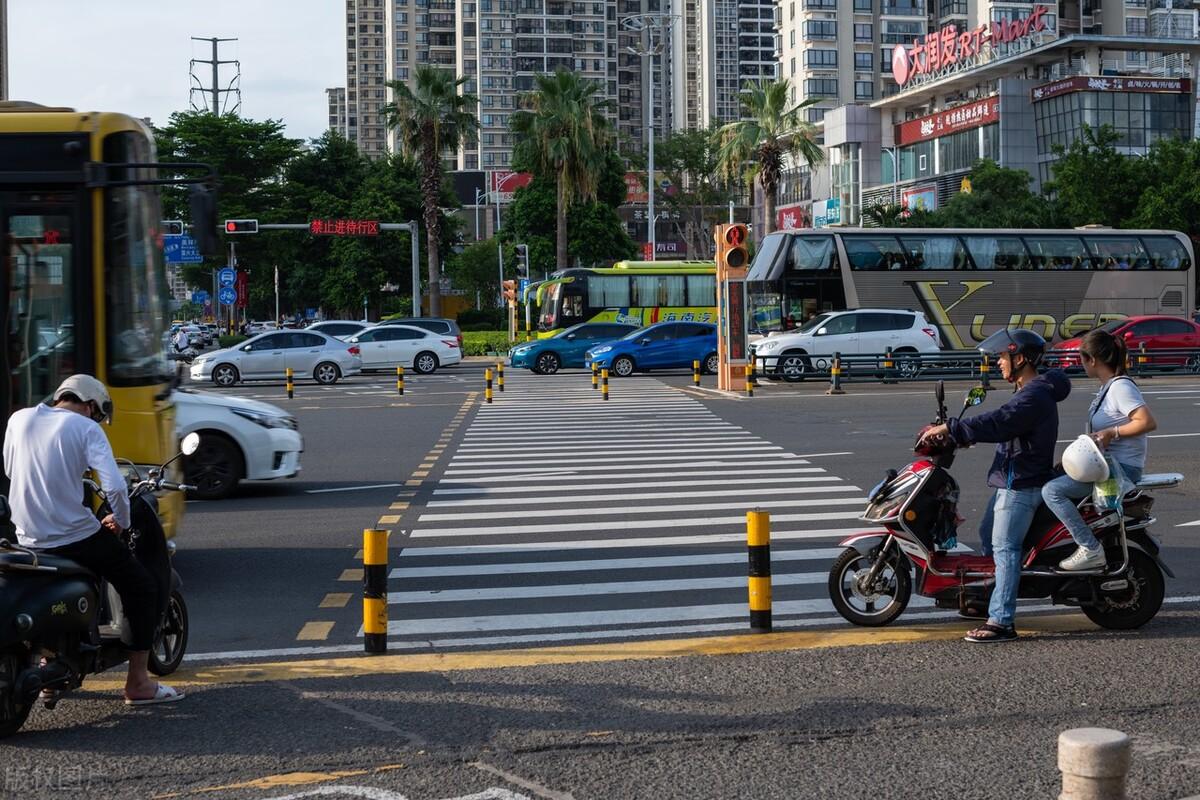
[{"left": 623, "top": 12, "right": 678, "bottom": 263}]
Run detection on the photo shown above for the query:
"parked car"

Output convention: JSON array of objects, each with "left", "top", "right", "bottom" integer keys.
[
  {"left": 1049, "top": 315, "right": 1200, "bottom": 371},
  {"left": 509, "top": 321, "right": 639, "bottom": 374},
  {"left": 246, "top": 321, "right": 277, "bottom": 335},
  {"left": 348, "top": 324, "right": 461, "bottom": 373},
  {"left": 307, "top": 320, "right": 369, "bottom": 341},
  {"left": 376, "top": 317, "right": 463, "bottom": 350},
  {"left": 190, "top": 330, "right": 362, "bottom": 386},
  {"left": 181, "top": 324, "right": 209, "bottom": 348},
  {"left": 585, "top": 321, "right": 718, "bottom": 377},
  {"left": 750, "top": 308, "right": 942, "bottom": 382},
  {"left": 173, "top": 388, "right": 303, "bottom": 500}
]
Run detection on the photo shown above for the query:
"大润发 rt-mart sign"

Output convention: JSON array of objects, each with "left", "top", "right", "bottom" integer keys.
[{"left": 892, "top": 5, "right": 1051, "bottom": 88}]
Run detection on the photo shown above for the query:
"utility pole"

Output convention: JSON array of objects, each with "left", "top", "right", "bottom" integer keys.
[{"left": 190, "top": 37, "right": 241, "bottom": 115}]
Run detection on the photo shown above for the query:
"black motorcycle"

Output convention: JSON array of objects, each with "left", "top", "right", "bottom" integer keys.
[{"left": 0, "top": 433, "right": 199, "bottom": 737}]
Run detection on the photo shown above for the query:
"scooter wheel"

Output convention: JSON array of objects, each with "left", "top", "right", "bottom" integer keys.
[
  {"left": 149, "top": 590, "right": 189, "bottom": 676},
  {"left": 828, "top": 547, "right": 911, "bottom": 627},
  {"left": 0, "top": 652, "right": 33, "bottom": 738},
  {"left": 1081, "top": 548, "right": 1165, "bottom": 630}
]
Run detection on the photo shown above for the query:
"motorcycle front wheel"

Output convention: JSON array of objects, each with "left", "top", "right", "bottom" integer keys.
[
  {"left": 828, "top": 546, "right": 912, "bottom": 627},
  {"left": 149, "top": 590, "right": 189, "bottom": 676},
  {"left": 0, "top": 651, "right": 33, "bottom": 738}
]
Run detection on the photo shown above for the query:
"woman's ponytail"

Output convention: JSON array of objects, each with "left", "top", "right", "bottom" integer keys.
[{"left": 1080, "top": 329, "right": 1127, "bottom": 375}]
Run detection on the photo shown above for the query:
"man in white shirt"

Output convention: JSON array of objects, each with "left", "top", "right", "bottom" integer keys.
[
  {"left": 2, "top": 375, "right": 182, "bottom": 706},
  {"left": 172, "top": 327, "right": 189, "bottom": 353}
]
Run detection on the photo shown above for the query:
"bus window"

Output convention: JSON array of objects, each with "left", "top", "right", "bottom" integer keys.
[
  {"left": 788, "top": 236, "right": 838, "bottom": 271},
  {"left": 632, "top": 274, "right": 685, "bottom": 306},
  {"left": 897, "top": 235, "right": 970, "bottom": 270},
  {"left": 1023, "top": 236, "right": 1094, "bottom": 271},
  {"left": 842, "top": 235, "right": 907, "bottom": 270},
  {"left": 686, "top": 274, "right": 716, "bottom": 305},
  {"left": 587, "top": 274, "right": 630, "bottom": 307},
  {"left": 561, "top": 293, "right": 584, "bottom": 322},
  {"left": 1141, "top": 236, "right": 1190, "bottom": 270},
  {"left": 1086, "top": 237, "right": 1148, "bottom": 271},
  {"left": 963, "top": 235, "right": 1030, "bottom": 270}
]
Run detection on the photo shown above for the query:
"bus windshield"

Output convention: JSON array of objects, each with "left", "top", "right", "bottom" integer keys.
[{"left": 539, "top": 283, "right": 562, "bottom": 329}]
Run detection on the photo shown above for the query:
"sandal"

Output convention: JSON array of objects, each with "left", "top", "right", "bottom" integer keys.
[
  {"left": 964, "top": 622, "right": 1017, "bottom": 643},
  {"left": 958, "top": 603, "right": 987, "bottom": 620}
]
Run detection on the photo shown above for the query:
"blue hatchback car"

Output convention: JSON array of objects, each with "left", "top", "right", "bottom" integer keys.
[
  {"left": 585, "top": 321, "right": 719, "bottom": 377},
  {"left": 508, "top": 321, "right": 639, "bottom": 374}
]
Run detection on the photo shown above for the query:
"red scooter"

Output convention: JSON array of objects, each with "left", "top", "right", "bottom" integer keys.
[{"left": 827, "top": 381, "right": 1180, "bottom": 629}]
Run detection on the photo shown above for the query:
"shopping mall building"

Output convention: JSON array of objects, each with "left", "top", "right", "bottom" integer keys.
[{"left": 773, "top": 8, "right": 1200, "bottom": 230}]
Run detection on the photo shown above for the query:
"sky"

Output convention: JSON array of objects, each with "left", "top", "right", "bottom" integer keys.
[{"left": 8, "top": 0, "right": 344, "bottom": 142}]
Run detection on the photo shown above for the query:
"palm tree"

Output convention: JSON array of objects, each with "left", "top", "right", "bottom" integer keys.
[
  {"left": 716, "top": 80, "right": 825, "bottom": 237},
  {"left": 510, "top": 71, "right": 613, "bottom": 268},
  {"left": 864, "top": 202, "right": 907, "bottom": 227},
  {"left": 383, "top": 65, "right": 478, "bottom": 317}
]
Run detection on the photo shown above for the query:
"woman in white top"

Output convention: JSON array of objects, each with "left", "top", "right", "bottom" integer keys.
[{"left": 1042, "top": 328, "right": 1158, "bottom": 571}]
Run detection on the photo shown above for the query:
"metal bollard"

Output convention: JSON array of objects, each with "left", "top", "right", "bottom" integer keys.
[
  {"left": 485, "top": 368, "right": 493, "bottom": 404},
  {"left": 979, "top": 353, "right": 992, "bottom": 391},
  {"left": 1137, "top": 341, "right": 1148, "bottom": 378},
  {"left": 826, "top": 352, "right": 846, "bottom": 395},
  {"left": 591, "top": 362, "right": 599, "bottom": 390},
  {"left": 693, "top": 359, "right": 701, "bottom": 387},
  {"left": 745, "top": 363, "right": 754, "bottom": 398},
  {"left": 601, "top": 368, "right": 609, "bottom": 401},
  {"left": 525, "top": 318, "right": 532, "bottom": 342},
  {"left": 882, "top": 346, "right": 896, "bottom": 384},
  {"left": 363, "top": 528, "right": 388, "bottom": 654},
  {"left": 496, "top": 361, "right": 505, "bottom": 392},
  {"left": 747, "top": 510, "right": 772, "bottom": 632},
  {"left": 285, "top": 367, "right": 294, "bottom": 399},
  {"left": 1058, "top": 728, "right": 1130, "bottom": 800},
  {"left": 396, "top": 365, "right": 404, "bottom": 396}
]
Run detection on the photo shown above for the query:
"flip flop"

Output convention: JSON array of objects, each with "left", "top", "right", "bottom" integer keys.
[{"left": 125, "top": 684, "right": 185, "bottom": 706}]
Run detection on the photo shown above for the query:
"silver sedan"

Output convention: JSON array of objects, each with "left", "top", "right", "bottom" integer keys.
[{"left": 190, "top": 330, "right": 363, "bottom": 386}]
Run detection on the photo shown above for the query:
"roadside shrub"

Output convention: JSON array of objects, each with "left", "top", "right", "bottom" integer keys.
[
  {"left": 457, "top": 308, "right": 506, "bottom": 329},
  {"left": 218, "top": 334, "right": 248, "bottom": 348},
  {"left": 461, "top": 331, "right": 513, "bottom": 355}
]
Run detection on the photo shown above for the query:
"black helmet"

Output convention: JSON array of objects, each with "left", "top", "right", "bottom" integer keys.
[{"left": 977, "top": 328, "right": 1046, "bottom": 368}]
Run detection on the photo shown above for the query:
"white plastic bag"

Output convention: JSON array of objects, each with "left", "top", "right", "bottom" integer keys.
[{"left": 1092, "top": 457, "right": 1134, "bottom": 511}]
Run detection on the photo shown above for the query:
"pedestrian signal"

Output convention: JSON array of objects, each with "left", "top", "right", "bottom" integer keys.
[
  {"left": 501, "top": 280, "right": 517, "bottom": 304},
  {"left": 720, "top": 223, "right": 750, "bottom": 269}
]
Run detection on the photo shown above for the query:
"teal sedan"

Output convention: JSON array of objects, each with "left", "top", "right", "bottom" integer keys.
[{"left": 508, "top": 322, "right": 639, "bottom": 374}]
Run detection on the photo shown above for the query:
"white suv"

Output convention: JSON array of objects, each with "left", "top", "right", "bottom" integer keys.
[{"left": 751, "top": 308, "right": 942, "bottom": 382}]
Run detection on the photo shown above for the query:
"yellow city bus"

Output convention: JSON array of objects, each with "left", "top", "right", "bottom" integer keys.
[{"left": 0, "top": 102, "right": 216, "bottom": 537}]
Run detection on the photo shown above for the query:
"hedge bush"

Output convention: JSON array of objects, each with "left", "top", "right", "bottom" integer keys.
[
  {"left": 457, "top": 308, "right": 506, "bottom": 329},
  {"left": 461, "top": 331, "right": 513, "bottom": 356},
  {"left": 218, "top": 334, "right": 249, "bottom": 349}
]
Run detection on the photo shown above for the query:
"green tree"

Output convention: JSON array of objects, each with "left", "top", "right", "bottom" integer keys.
[
  {"left": 863, "top": 202, "right": 907, "bottom": 228},
  {"left": 383, "top": 65, "right": 479, "bottom": 317},
  {"left": 920, "top": 160, "right": 1059, "bottom": 228},
  {"left": 510, "top": 70, "right": 613, "bottom": 268},
  {"left": 639, "top": 124, "right": 735, "bottom": 258},
  {"left": 715, "top": 81, "right": 824, "bottom": 237},
  {"left": 1046, "top": 124, "right": 1144, "bottom": 228},
  {"left": 1128, "top": 137, "right": 1200, "bottom": 239},
  {"left": 447, "top": 239, "right": 516, "bottom": 307}
]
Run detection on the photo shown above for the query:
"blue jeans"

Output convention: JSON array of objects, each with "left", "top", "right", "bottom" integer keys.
[
  {"left": 984, "top": 487, "right": 1043, "bottom": 628},
  {"left": 1041, "top": 464, "right": 1143, "bottom": 551}
]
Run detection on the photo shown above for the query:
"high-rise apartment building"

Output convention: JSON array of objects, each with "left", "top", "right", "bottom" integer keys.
[
  {"left": 345, "top": 0, "right": 390, "bottom": 158},
  {"left": 327, "top": 87, "right": 349, "bottom": 138}
]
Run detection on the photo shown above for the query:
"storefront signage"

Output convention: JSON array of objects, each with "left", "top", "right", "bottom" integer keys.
[
  {"left": 812, "top": 198, "right": 841, "bottom": 228},
  {"left": 893, "top": 6, "right": 1050, "bottom": 87},
  {"left": 901, "top": 186, "right": 937, "bottom": 213},
  {"left": 777, "top": 204, "right": 812, "bottom": 231},
  {"left": 895, "top": 97, "right": 1000, "bottom": 147},
  {"left": 1031, "top": 76, "right": 1191, "bottom": 102}
]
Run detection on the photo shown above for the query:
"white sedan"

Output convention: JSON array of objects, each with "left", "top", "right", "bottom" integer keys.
[
  {"left": 348, "top": 324, "right": 461, "bottom": 373},
  {"left": 173, "top": 388, "right": 303, "bottom": 500}
]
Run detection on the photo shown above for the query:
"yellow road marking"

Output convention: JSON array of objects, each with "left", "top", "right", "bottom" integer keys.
[
  {"left": 318, "top": 593, "right": 351, "bottom": 609},
  {"left": 412, "top": 470, "right": 429, "bottom": 478},
  {"left": 150, "top": 768, "right": 379, "bottom": 797},
  {"left": 338, "top": 568, "right": 363, "bottom": 581},
  {"left": 296, "top": 622, "right": 334, "bottom": 641},
  {"left": 389, "top": 502, "right": 409, "bottom": 511},
  {"left": 378, "top": 515, "right": 401, "bottom": 525},
  {"left": 418, "top": 462, "right": 435, "bottom": 469},
  {"left": 405, "top": 479, "right": 421, "bottom": 486},
  {"left": 89, "top": 614, "right": 1099, "bottom": 689}
]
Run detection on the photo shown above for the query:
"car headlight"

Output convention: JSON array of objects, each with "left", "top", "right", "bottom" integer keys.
[
  {"left": 511, "top": 346, "right": 532, "bottom": 356},
  {"left": 231, "top": 408, "right": 297, "bottom": 430},
  {"left": 755, "top": 339, "right": 779, "bottom": 351},
  {"left": 590, "top": 346, "right": 612, "bottom": 355}
]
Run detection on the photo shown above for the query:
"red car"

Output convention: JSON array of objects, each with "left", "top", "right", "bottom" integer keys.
[{"left": 1049, "top": 315, "right": 1200, "bottom": 371}]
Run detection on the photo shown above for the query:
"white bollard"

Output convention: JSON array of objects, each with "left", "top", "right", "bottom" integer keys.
[{"left": 1058, "top": 728, "right": 1131, "bottom": 800}]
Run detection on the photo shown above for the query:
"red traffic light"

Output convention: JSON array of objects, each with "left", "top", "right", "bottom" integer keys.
[
  {"left": 724, "top": 224, "right": 747, "bottom": 246},
  {"left": 224, "top": 219, "right": 259, "bottom": 234}
]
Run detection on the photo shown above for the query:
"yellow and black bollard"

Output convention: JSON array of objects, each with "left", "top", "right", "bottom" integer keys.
[
  {"left": 601, "top": 368, "right": 609, "bottom": 402},
  {"left": 591, "top": 362, "right": 599, "bottom": 390},
  {"left": 747, "top": 510, "right": 772, "bottom": 633},
  {"left": 693, "top": 359, "right": 701, "bottom": 387},
  {"left": 745, "top": 363, "right": 754, "bottom": 398},
  {"left": 396, "top": 365, "right": 405, "bottom": 396},
  {"left": 826, "top": 352, "right": 845, "bottom": 396},
  {"left": 285, "top": 367, "right": 294, "bottom": 399},
  {"left": 882, "top": 346, "right": 896, "bottom": 385},
  {"left": 496, "top": 361, "right": 505, "bottom": 392},
  {"left": 525, "top": 318, "right": 532, "bottom": 342},
  {"left": 485, "top": 368, "right": 493, "bottom": 404},
  {"left": 363, "top": 528, "right": 388, "bottom": 654},
  {"left": 979, "top": 353, "right": 991, "bottom": 390},
  {"left": 1137, "top": 341, "right": 1149, "bottom": 377}
]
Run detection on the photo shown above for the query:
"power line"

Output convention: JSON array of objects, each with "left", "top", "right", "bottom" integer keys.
[{"left": 189, "top": 37, "right": 241, "bottom": 115}]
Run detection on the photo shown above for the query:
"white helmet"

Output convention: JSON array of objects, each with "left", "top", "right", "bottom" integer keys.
[
  {"left": 51, "top": 374, "right": 113, "bottom": 423},
  {"left": 1062, "top": 434, "right": 1109, "bottom": 483}
]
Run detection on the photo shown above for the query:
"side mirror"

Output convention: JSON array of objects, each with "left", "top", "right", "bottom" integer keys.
[
  {"left": 242, "top": 344, "right": 253, "bottom": 351},
  {"left": 639, "top": 337, "right": 650, "bottom": 345},
  {"left": 565, "top": 333, "right": 576, "bottom": 340},
  {"left": 816, "top": 327, "right": 827, "bottom": 335},
  {"left": 964, "top": 386, "right": 986, "bottom": 407},
  {"left": 936, "top": 380, "right": 945, "bottom": 405},
  {"left": 180, "top": 432, "right": 201, "bottom": 456}
]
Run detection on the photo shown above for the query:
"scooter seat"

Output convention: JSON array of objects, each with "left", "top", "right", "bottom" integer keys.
[{"left": 0, "top": 551, "right": 96, "bottom": 578}]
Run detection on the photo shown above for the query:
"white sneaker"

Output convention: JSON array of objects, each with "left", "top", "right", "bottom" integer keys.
[{"left": 1059, "top": 546, "right": 1107, "bottom": 571}]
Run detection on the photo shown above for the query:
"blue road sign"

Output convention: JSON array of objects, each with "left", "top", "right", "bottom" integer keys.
[
  {"left": 191, "top": 290, "right": 210, "bottom": 304},
  {"left": 218, "top": 286, "right": 237, "bottom": 305},
  {"left": 518, "top": 278, "right": 529, "bottom": 300},
  {"left": 163, "top": 234, "right": 204, "bottom": 264},
  {"left": 218, "top": 267, "right": 236, "bottom": 287}
]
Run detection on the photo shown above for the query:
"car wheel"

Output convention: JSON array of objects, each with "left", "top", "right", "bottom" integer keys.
[
  {"left": 534, "top": 352, "right": 561, "bottom": 375},
  {"left": 611, "top": 356, "right": 635, "bottom": 377},
  {"left": 413, "top": 351, "right": 439, "bottom": 374},
  {"left": 314, "top": 362, "right": 341, "bottom": 385},
  {"left": 1187, "top": 354, "right": 1200, "bottom": 374},
  {"left": 183, "top": 434, "right": 243, "bottom": 500},
  {"left": 212, "top": 364, "right": 239, "bottom": 387},
  {"left": 895, "top": 348, "right": 922, "bottom": 379},
  {"left": 779, "top": 352, "right": 810, "bottom": 383},
  {"left": 702, "top": 352, "right": 719, "bottom": 375}
]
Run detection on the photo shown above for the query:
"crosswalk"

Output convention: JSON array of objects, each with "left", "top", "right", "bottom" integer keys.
[{"left": 383, "top": 374, "right": 929, "bottom": 649}]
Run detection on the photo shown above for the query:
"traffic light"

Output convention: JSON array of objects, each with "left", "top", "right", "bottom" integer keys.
[
  {"left": 162, "top": 219, "right": 184, "bottom": 236},
  {"left": 224, "top": 219, "right": 259, "bottom": 234},
  {"left": 719, "top": 223, "right": 750, "bottom": 269},
  {"left": 501, "top": 279, "right": 517, "bottom": 304},
  {"left": 514, "top": 244, "right": 529, "bottom": 277}
]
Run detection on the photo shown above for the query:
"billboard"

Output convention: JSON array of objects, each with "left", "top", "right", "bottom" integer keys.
[
  {"left": 776, "top": 204, "right": 811, "bottom": 231},
  {"left": 488, "top": 171, "right": 533, "bottom": 203},
  {"left": 901, "top": 185, "right": 937, "bottom": 213},
  {"left": 812, "top": 198, "right": 841, "bottom": 228}
]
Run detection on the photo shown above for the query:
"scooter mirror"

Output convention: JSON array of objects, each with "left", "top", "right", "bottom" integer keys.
[
  {"left": 964, "top": 386, "right": 986, "bottom": 407},
  {"left": 180, "top": 432, "right": 201, "bottom": 456},
  {"left": 935, "top": 380, "right": 945, "bottom": 405}
]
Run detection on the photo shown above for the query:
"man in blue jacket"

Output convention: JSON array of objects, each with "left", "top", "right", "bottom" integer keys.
[{"left": 921, "top": 328, "right": 1071, "bottom": 643}]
